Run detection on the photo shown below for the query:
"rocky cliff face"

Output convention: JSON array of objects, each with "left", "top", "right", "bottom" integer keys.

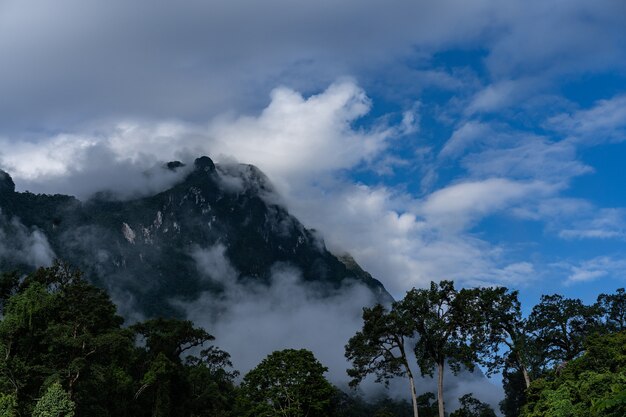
[{"left": 0, "top": 157, "right": 388, "bottom": 317}]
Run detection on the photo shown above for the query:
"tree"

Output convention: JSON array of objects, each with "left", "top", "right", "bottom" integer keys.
[
  {"left": 499, "top": 366, "right": 529, "bottom": 417},
  {"left": 345, "top": 304, "right": 421, "bottom": 417},
  {"left": 398, "top": 281, "right": 477, "bottom": 417},
  {"left": 597, "top": 288, "right": 626, "bottom": 332},
  {"left": 132, "top": 318, "right": 224, "bottom": 417},
  {"left": 238, "top": 349, "right": 335, "bottom": 417},
  {"left": 0, "top": 263, "right": 135, "bottom": 416},
  {"left": 471, "top": 287, "right": 535, "bottom": 388},
  {"left": 32, "top": 382, "right": 75, "bottom": 417},
  {"left": 449, "top": 394, "right": 496, "bottom": 417},
  {"left": 527, "top": 294, "right": 601, "bottom": 369},
  {"left": 184, "top": 347, "right": 238, "bottom": 417}
]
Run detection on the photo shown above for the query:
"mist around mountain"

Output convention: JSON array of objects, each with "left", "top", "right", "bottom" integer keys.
[{"left": 0, "top": 156, "right": 388, "bottom": 314}]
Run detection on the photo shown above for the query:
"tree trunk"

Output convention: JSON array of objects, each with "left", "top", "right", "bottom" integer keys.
[
  {"left": 407, "top": 368, "right": 420, "bottom": 417},
  {"left": 515, "top": 352, "right": 531, "bottom": 389},
  {"left": 437, "top": 361, "right": 445, "bottom": 417},
  {"left": 521, "top": 365, "right": 531, "bottom": 389}
]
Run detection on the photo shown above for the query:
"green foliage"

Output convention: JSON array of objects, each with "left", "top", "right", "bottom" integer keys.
[
  {"left": 132, "top": 318, "right": 214, "bottom": 361},
  {"left": 2, "top": 262, "right": 625, "bottom": 417},
  {"left": 0, "top": 392, "right": 17, "bottom": 417},
  {"left": 399, "top": 281, "right": 477, "bottom": 375},
  {"left": 32, "top": 382, "right": 75, "bottom": 417},
  {"left": 527, "top": 294, "right": 602, "bottom": 369},
  {"left": 345, "top": 304, "right": 414, "bottom": 387},
  {"left": 0, "top": 263, "right": 238, "bottom": 417},
  {"left": 238, "top": 349, "right": 335, "bottom": 417},
  {"left": 522, "top": 331, "right": 626, "bottom": 417}
]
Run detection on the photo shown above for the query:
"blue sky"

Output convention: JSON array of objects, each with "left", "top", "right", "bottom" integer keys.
[{"left": 1, "top": 0, "right": 626, "bottom": 311}]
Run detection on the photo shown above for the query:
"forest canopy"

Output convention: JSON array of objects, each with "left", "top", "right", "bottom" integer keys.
[{"left": 0, "top": 263, "right": 623, "bottom": 417}]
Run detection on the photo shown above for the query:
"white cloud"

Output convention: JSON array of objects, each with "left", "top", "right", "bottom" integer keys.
[
  {"left": 466, "top": 78, "right": 544, "bottom": 114},
  {"left": 559, "top": 208, "right": 626, "bottom": 240},
  {"left": 439, "top": 121, "right": 493, "bottom": 159},
  {"left": 1, "top": 81, "right": 389, "bottom": 198},
  {"left": 564, "top": 256, "right": 626, "bottom": 285},
  {"left": 547, "top": 95, "right": 626, "bottom": 144},
  {"left": 512, "top": 198, "right": 626, "bottom": 241},
  {"left": 206, "top": 81, "right": 392, "bottom": 193},
  {"left": 461, "top": 135, "right": 592, "bottom": 182},
  {"left": 420, "top": 178, "right": 553, "bottom": 231}
]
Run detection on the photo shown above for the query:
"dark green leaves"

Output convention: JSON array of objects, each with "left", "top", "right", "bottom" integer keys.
[{"left": 238, "top": 349, "right": 335, "bottom": 417}]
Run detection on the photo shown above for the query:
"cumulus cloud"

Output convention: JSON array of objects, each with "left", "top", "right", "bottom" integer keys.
[
  {"left": 0, "top": 81, "right": 390, "bottom": 197},
  {"left": 206, "top": 81, "right": 391, "bottom": 193}
]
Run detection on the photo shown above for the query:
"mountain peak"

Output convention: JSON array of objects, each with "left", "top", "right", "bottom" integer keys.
[
  {"left": 194, "top": 156, "right": 216, "bottom": 172},
  {"left": 0, "top": 170, "right": 15, "bottom": 195}
]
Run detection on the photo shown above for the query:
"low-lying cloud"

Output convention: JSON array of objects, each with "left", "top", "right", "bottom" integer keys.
[
  {"left": 0, "top": 211, "right": 55, "bottom": 268},
  {"left": 180, "top": 244, "right": 503, "bottom": 410}
]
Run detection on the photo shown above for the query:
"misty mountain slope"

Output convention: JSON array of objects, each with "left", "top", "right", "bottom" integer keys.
[{"left": 0, "top": 156, "right": 389, "bottom": 317}]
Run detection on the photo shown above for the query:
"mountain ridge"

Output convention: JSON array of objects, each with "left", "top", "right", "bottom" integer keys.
[{"left": 0, "top": 156, "right": 389, "bottom": 317}]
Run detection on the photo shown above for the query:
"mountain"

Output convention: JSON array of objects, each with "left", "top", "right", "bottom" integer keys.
[{"left": 0, "top": 156, "right": 388, "bottom": 317}]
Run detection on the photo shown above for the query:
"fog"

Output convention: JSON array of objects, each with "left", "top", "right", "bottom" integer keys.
[{"left": 179, "top": 244, "right": 504, "bottom": 411}]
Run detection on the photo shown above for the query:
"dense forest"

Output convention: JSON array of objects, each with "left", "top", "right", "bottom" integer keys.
[{"left": 0, "top": 263, "right": 624, "bottom": 416}]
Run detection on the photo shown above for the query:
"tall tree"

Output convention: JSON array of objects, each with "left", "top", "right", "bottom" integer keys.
[
  {"left": 527, "top": 294, "right": 601, "bottom": 369},
  {"left": 398, "top": 281, "right": 477, "bottom": 417},
  {"left": 345, "top": 303, "right": 421, "bottom": 417},
  {"left": 184, "top": 347, "right": 238, "bottom": 417},
  {"left": 238, "top": 349, "right": 335, "bottom": 417},
  {"left": 470, "top": 287, "right": 535, "bottom": 388},
  {"left": 131, "top": 318, "right": 221, "bottom": 417}
]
